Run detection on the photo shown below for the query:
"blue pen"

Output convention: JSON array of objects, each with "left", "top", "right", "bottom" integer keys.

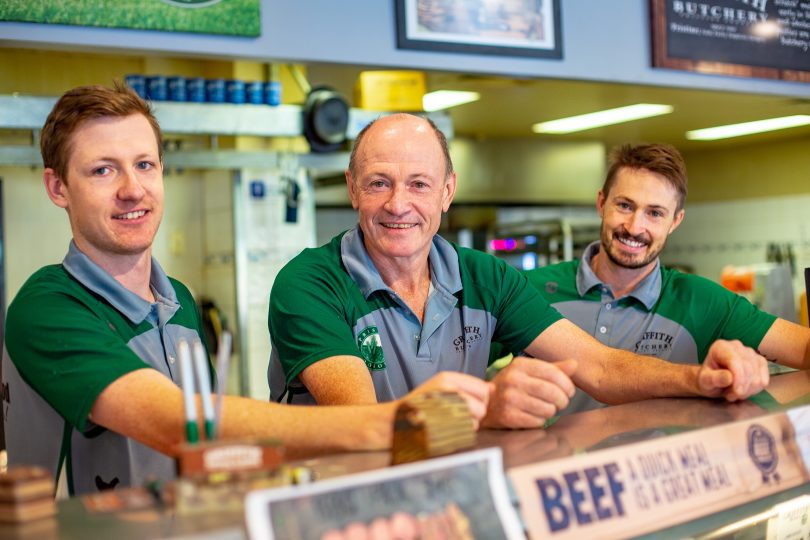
[
  {"left": 177, "top": 340, "right": 199, "bottom": 444},
  {"left": 192, "top": 340, "right": 216, "bottom": 441}
]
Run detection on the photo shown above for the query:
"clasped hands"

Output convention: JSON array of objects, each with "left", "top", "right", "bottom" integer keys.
[{"left": 480, "top": 339, "right": 769, "bottom": 430}]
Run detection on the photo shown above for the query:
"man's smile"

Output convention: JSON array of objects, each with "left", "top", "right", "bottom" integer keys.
[
  {"left": 112, "top": 209, "right": 148, "bottom": 220},
  {"left": 381, "top": 222, "right": 416, "bottom": 229},
  {"left": 616, "top": 235, "right": 647, "bottom": 249}
]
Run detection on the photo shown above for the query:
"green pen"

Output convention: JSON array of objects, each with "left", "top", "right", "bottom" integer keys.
[{"left": 177, "top": 340, "right": 199, "bottom": 444}]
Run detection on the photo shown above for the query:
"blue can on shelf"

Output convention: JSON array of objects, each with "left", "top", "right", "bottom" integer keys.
[
  {"left": 146, "top": 76, "right": 168, "bottom": 101},
  {"left": 206, "top": 79, "right": 226, "bottom": 103},
  {"left": 167, "top": 76, "right": 187, "bottom": 102},
  {"left": 246, "top": 81, "right": 264, "bottom": 105},
  {"left": 124, "top": 75, "right": 147, "bottom": 99},
  {"left": 186, "top": 77, "right": 206, "bottom": 103},
  {"left": 264, "top": 80, "right": 282, "bottom": 106},
  {"left": 226, "top": 79, "right": 246, "bottom": 104}
]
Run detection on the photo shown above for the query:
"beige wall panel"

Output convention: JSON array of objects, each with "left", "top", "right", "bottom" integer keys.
[
  {"left": 684, "top": 137, "right": 810, "bottom": 202},
  {"left": 2, "top": 167, "right": 71, "bottom": 305},
  {"left": 452, "top": 138, "right": 605, "bottom": 204}
]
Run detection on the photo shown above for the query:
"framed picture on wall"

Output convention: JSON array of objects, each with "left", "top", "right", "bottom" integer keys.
[
  {"left": 651, "top": 0, "right": 810, "bottom": 82},
  {"left": 0, "top": 0, "right": 260, "bottom": 37},
  {"left": 395, "top": 0, "right": 562, "bottom": 59}
]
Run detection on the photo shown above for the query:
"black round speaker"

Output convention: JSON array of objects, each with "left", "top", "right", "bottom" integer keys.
[{"left": 302, "top": 86, "right": 349, "bottom": 153}]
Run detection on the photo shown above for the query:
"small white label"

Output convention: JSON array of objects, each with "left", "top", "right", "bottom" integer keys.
[
  {"left": 203, "top": 445, "right": 262, "bottom": 470},
  {"left": 766, "top": 495, "right": 810, "bottom": 540}
]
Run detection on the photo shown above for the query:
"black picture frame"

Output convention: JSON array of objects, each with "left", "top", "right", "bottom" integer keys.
[{"left": 395, "top": 0, "right": 562, "bottom": 59}]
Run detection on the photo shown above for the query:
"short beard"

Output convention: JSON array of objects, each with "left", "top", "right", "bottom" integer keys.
[{"left": 601, "top": 229, "right": 663, "bottom": 270}]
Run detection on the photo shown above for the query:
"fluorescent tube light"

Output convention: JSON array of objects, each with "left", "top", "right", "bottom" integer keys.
[
  {"left": 423, "top": 90, "right": 480, "bottom": 111},
  {"left": 686, "top": 115, "right": 810, "bottom": 140},
  {"left": 532, "top": 104, "right": 673, "bottom": 134}
]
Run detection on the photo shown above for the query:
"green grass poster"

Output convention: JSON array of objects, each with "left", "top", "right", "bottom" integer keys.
[{"left": 0, "top": 0, "right": 261, "bottom": 37}]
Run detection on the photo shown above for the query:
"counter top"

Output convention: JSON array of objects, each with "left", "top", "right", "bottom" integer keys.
[{"left": 4, "top": 370, "right": 810, "bottom": 539}]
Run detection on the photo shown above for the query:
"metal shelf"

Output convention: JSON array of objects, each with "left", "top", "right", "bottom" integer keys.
[
  {"left": 0, "top": 95, "right": 452, "bottom": 137},
  {"left": 0, "top": 95, "right": 303, "bottom": 136},
  {"left": 0, "top": 95, "right": 451, "bottom": 170}
]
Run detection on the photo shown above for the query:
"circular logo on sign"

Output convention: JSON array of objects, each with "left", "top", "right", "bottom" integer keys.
[
  {"left": 160, "top": 0, "right": 223, "bottom": 8},
  {"left": 747, "top": 424, "right": 779, "bottom": 483}
]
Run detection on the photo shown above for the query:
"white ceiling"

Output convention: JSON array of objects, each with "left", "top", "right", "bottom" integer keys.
[{"left": 308, "top": 63, "right": 810, "bottom": 151}]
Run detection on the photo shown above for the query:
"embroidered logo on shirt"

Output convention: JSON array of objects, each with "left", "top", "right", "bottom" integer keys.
[
  {"left": 357, "top": 326, "right": 385, "bottom": 371},
  {"left": 634, "top": 331, "right": 674, "bottom": 356},
  {"left": 453, "top": 326, "right": 483, "bottom": 353},
  {"left": 545, "top": 281, "right": 558, "bottom": 294}
]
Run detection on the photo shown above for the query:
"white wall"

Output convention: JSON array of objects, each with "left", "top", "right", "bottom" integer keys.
[
  {"left": 200, "top": 170, "right": 240, "bottom": 395},
  {"left": 201, "top": 170, "right": 236, "bottom": 338},
  {"left": 153, "top": 171, "right": 205, "bottom": 294},
  {"left": 662, "top": 193, "right": 810, "bottom": 312},
  {"left": 235, "top": 166, "right": 316, "bottom": 399}
]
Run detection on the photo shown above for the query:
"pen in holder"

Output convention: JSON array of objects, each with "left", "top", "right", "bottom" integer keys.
[
  {"left": 175, "top": 337, "right": 287, "bottom": 514},
  {"left": 174, "top": 438, "right": 286, "bottom": 515}
]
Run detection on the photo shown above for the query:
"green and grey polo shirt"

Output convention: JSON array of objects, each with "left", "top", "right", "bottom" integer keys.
[
  {"left": 268, "top": 226, "right": 562, "bottom": 403},
  {"left": 524, "top": 241, "right": 777, "bottom": 414},
  {"left": 2, "top": 242, "right": 205, "bottom": 496}
]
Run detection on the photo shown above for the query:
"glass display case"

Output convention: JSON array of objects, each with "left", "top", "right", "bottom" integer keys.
[{"left": 6, "top": 371, "right": 808, "bottom": 539}]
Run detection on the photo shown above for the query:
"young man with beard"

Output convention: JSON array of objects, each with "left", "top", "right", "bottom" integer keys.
[
  {"left": 525, "top": 143, "right": 810, "bottom": 413},
  {"left": 1, "top": 84, "right": 492, "bottom": 496},
  {"left": 269, "top": 117, "right": 772, "bottom": 429}
]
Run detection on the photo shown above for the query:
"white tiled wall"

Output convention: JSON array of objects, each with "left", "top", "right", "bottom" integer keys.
[
  {"left": 236, "top": 166, "right": 316, "bottom": 400},
  {"left": 201, "top": 171, "right": 239, "bottom": 395},
  {"left": 152, "top": 171, "right": 205, "bottom": 294},
  {"left": 662, "top": 193, "right": 810, "bottom": 304}
]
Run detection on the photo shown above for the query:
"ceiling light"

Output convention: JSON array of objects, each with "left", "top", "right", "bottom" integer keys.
[
  {"left": 423, "top": 90, "right": 480, "bottom": 112},
  {"left": 686, "top": 115, "right": 810, "bottom": 140},
  {"left": 532, "top": 104, "right": 673, "bottom": 134}
]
